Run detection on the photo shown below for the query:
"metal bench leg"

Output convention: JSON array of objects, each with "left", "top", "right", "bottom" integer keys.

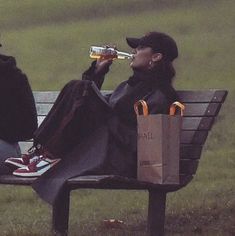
[
  {"left": 52, "top": 187, "right": 70, "bottom": 236},
  {"left": 148, "top": 190, "right": 166, "bottom": 236}
]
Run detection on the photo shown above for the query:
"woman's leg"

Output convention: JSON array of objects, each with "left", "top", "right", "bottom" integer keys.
[{"left": 34, "top": 80, "right": 111, "bottom": 157}]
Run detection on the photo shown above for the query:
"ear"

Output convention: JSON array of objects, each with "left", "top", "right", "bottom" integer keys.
[{"left": 152, "top": 53, "right": 163, "bottom": 62}]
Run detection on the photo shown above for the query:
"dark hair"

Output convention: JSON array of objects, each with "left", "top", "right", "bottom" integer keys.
[
  {"left": 151, "top": 52, "right": 176, "bottom": 85},
  {"left": 158, "top": 58, "right": 175, "bottom": 84},
  {"left": 153, "top": 57, "right": 179, "bottom": 102}
]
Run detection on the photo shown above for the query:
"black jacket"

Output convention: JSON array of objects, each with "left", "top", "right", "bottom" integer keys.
[
  {"left": 0, "top": 54, "right": 37, "bottom": 142},
  {"left": 32, "top": 61, "right": 178, "bottom": 204}
]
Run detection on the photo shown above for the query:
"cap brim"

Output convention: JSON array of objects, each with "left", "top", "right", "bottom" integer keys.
[{"left": 126, "top": 37, "right": 140, "bottom": 48}]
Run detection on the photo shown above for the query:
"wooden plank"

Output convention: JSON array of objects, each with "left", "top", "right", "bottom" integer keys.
[
  {"left": 36, "top": 103, "right": 221, "bottom": 117},
  {"left": 33, "top": 91, "right": 59, "bottom": 103},
  {"left": 19, "top": 141, "right": 33, "bottom": 153},
  {"left": 103, "top": 90, "right": 228, "bottom": 103},
  {"left": 0, "top": 175, "right": 35, "bottom": 185},
  {"left": 180, "top": 145, "right": 203, "bottom": 159},
  {"left": 179, "top": 174, "right": 193, "bottom": 187},
  {"left": 67, "top": 175, "right": 183, "bottom": 191},
  {"left": 33, "top": 90, "right": 112, "bottom": 103},
  {"left": 0, "top": 174, "right": 190, "bottom": 190},
  {"left": 36, "top": 104, "right": 53, "bottom": 116},
  {"left": 181, "top": 130, "right": 208, "bottom": 144},
  {"left": 33, "top": 90, "right": 228, "bottom": 104},
  {"left": 183, "top": 103, "right": 222, "bottom": 117},
  {"left": 19, "top": 131, "right": 208, "bottom": 154},
  {"left": 180, "top": 160, "right": 198, "bottom": 175},
  {"left": 38, "top": 116, "right": 214, "bottom": 132},
  {"left": 177, "top": 90, "right": 228, "bottom": 103},
  {"left": 182, "top": 117, "right": 214, "bottom": 130},
  {"left": 35, "top": 103, "right": 221, "bottom": 118},
  {"left": 35, "top": 103, "right": 222, "bottom": 117},
  {"left": 38, "top": 116, "right": 45, "bottom": 126},
  {"left": 33, "top": 93, "right": 224, "bottom": 117}
]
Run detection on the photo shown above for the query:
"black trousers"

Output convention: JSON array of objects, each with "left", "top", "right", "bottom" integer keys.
[
  {"left": 32, "top": 80, "right": 137, "bottom": 205},
  {"left": 34, "top": 80, "right": 111, "bottom": 157}
]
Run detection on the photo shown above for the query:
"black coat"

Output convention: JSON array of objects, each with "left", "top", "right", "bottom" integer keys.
[
  {"left": 33, "top": 62, "right": 177, "bottom": 205},
  {"left": 0, "top": 54, "right": 37, "bottom": 142}
]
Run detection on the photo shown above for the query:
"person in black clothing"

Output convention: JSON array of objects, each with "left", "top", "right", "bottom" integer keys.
[
  {"left": 0, "top": 50, "right": 38, "bottom": 174},
  {"left": 5, "top": 32, "right": 179, "bottom": 204}
]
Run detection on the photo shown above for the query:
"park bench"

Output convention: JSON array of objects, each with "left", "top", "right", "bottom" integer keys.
[{"left": 0, "top": 89, "right": 228, "bottom": 236}]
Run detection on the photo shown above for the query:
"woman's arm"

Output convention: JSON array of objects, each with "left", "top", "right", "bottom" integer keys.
[{"left": 82, "top": 59, "right": 112, "bottom": 90}]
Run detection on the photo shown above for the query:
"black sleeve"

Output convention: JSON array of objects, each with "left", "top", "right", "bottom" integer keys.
[
  {"left": 13, "top": 70, "right": 38, "bottom": 141},
  {"left": 82, "top": 60, "right": 110, "bottom": 90},
  {"left": 0, "top": 55, "right": 38, "bottom": 142}
]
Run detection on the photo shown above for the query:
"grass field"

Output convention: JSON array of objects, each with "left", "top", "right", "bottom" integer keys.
[{"left": 0, "top": 0, "right": 234, "bottom": 235}]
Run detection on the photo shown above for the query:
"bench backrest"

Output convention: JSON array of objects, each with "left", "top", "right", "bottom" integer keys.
[
  {"left": 19, "top": 90, "right": 228, "bottom": 187},
  {"left": 177, "top": 90, "right": 227, "bottom": 187}
]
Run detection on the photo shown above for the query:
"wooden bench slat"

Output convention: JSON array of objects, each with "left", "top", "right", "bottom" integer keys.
[
  {"left": 0, "top": 174, "right": 191, "bottom": 192},
  {"left": 37, "top": 116, "right": 214, "bottom": 131},
  {"left": 37, "top": 116, "right": 215, "bottom": 131},
  {"left": 19, "top": 142, "right": 205, "bottom": 161},
  {"left": 0, "top": 175, "right": 35, "bottom": 185},
  {"left": 33, "top": 91, "right": 59, "bottom": 103},
  {"left": 182, "top": 117, "right": 214, "bottom": 130},
  {"left": 33, "top": 90, "right": 228, "bottom": 104},
  {"left": 178, "top": 90, "right": 228, "bottom": 103},
  {"left": 19, "top": 131, "right": 209, "bottom": 152},
  {"left": 180, "top": 131, "right": 208, "bottom": 144},
  {"left": 180, "top": 145, "right": 203, "bottom": 160},
  {"left": 180, "top": 160, "right": 198, "bottom": 175},
  {"left": 19, "top": 141, "right": 33, "bottom": 153},
  {"left": 37, "top": 116, "right": 45, "bottom": 126},
  {"left": 36, "top": 104, "right": 53, "bottom": 116},
  {"left": 183, "top": 103, "right": 222, "bottom": 117},
  {"left": 35, "top": 102, "right": 222, "bottom": 117}
]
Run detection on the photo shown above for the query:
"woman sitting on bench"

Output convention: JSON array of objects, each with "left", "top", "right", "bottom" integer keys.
[{"left": 5, "top": 31, "right": 179, "bottom": 204}]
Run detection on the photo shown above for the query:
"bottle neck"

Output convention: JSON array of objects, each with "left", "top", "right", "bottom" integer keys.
[
  {"left": 116, "top": 50, "right": 133, "bottom": 59},
  {"left": 89, "top": 46, "right": 133, "bottom": 60}
]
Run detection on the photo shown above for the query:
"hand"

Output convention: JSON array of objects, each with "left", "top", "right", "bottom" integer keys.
[
  {"left": 94, "top": 44, "right": 117, "bottom": 74},
  {"left": 95, "top": 58, "right": 113, "bottom": 74}
]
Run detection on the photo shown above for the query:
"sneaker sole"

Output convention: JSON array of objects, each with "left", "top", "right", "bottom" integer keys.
[
  {"left": 13, "top": 172, "right": 41, "bottom": 177},
  {"left": 5, "top": 160, "right": 27, "bottom": 168}
]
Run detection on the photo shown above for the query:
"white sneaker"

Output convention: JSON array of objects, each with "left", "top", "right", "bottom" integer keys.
[{"left": 13, "top": 155, "right": 60, "bottom": 177}]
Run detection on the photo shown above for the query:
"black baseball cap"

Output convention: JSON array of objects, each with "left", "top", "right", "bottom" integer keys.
[{"left": 126, "top": 32, "right": 178, "bottom": 61}]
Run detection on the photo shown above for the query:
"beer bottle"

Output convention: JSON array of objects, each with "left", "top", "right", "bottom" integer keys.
[{"left": 89, "top": 46, "right": 133, "bottom": 60}]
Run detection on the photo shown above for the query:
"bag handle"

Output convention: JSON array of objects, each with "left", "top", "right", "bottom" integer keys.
[
  {"left": 134, "top": 100, "right": 149, "bottom": 116},
  {"left": 134, "top": 100, "right": 185, "bottom": 116},
  {"left": 169, "top": 101, "right": 185, "bottom": 116}
]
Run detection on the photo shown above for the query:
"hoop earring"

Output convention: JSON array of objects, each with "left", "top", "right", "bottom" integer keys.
[{"left": 148, "top": 60, "right": 154, "bottom": 69}]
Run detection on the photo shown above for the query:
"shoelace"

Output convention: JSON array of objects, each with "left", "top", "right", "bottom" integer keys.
[
  {"left": 30, "top": 155, "right": 43, "bottom": 164},
  {"left": 27, "top": 144, "right": 42, "bottom": 154},
  {"left": 27, "top": 155, "right": 45, "bottom": 170}
]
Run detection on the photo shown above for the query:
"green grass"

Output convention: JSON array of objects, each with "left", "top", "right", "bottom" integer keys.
[
  {"left": 0, "top": 0, "right": 234, "bottom": 235},
  {"left": 1, "top": 0, "right": 235, "bottom": 90},
  {"left": 1, "top": 147, "right": 235, "bottom": 236}
]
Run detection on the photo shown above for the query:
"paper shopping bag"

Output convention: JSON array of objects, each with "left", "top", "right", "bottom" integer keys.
[{"left": 134, "top": 100, "right": 185, "bottom": 184}]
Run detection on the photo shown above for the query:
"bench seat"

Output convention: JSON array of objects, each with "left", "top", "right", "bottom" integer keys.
[{"left": 0, "top": 174, "right": 192, "bottom": 192}]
